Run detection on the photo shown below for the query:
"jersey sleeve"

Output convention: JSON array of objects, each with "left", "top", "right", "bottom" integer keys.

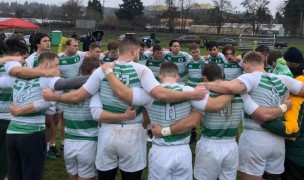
[
  {"left": 0, "top": 76, "right": 15, "bottom": 89},
  {"left": 89, "top": 93, "right": 103, "bottom": 121},
  {"left": 143, "top": 51, "right": 153, "bottom": 59},
  {"left": 77, "top": 51, "right": 87, "bottom": 59},
  {"left": 237, "top": 73, "right": 259, "bottom": 92},
  {"left": 83, "top": 68, "right": 105, "bottom": 95},
  {"left": 241, "top": 93, "right": 259, "bottom": 115},
  {"left": 132, "top": 87, "right": 153, "bottom": 107},
  {"left": 183, "top": 85, "right": 208, "bottom": 111},
  {"left": 5, "top": 61, "right": 22, "bottom": 74},
  {"left": 39, "top": 77, "right": 61, "bottom": 90},
  {"left": 99, "top": 53, "right": 105, "bottom": 60},
  {"left": 278, "top": 75, "right": 302, "bottom": 95},
  {"left": 137, "top": 66, "right": 160, "bottom": 93}
]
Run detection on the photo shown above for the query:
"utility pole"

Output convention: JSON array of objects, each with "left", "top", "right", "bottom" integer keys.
[{"left": 102, "top": 0, "right": 105, "bottom": 25}]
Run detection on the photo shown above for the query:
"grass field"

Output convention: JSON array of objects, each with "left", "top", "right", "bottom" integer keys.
[{"left": 43, "top": 32, "right": 304, "bottom": 180}]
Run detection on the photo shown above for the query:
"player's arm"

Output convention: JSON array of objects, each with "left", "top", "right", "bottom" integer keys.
[
  {"left": 42, "top": 87, "right": 91, "bottom": 104},
  {"left": 203, "top": 79, "right": 247, "bottom": 94},
  {"left": 204, "top": 94, "right": 235, "bottom": 112},
  {"left": 8, "top": 66, "right": 59, "bottom": 78},
  {"left": 151, "top": 110, "right": 202, "bottom": 137},
  {"left": 0, "top": 56, "right": 23, "bottom": 65},
  {"left": 9, "top": 99, "right": 54, "bottom": 116},
  {"left": 90, "top": 93, "right": 136, "bottom": 123},
  {"left": 54, "top": 76, "right": 89, "bottom": 90}
]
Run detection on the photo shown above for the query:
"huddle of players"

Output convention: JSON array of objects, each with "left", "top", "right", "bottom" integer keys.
[{"left": 1, "top": 33, "right": 304, "bottom": 180}]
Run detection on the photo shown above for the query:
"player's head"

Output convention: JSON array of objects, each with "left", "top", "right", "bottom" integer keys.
[
  {"left": 222, "top": 44, "right": 235, "bottom": 63},
  {"left": 189, "top": 43, "right": 201, "bottom": 60},
  {"left": 169, "top": 40, "right": 180, "bottom": 55},
  {"left": 89, "top": 43, "right": 101, "bottom": 59},
  {"left": 206, "top": 41, "right": 219, "bottom": 57},
  {"left": 202, "top": 63, "right": 222, "bottom": 82},
  {"left": 152, "top": 44, "right": 163, "bottom": 61},
  {"left": 255, "top": 45, "right": 270, "bottom": 66},
  {"left": 267, "top": 50, "right": 283, "bottom": 67},
  {"left": 107, "top": 41, "right": 119, "bottom": 58},
  {"left": 119, "top": 37, "right": 140, "bottom": 62},
  {"left": 80, "top": 57, "right": 101, "bottom": 75},
  {"left": 38, "top": 51, "right": 59, "bottom": 70},
  {"left": 159, "top": 61, "right": 179, "bottom": 83},
  {"left": 65, "top": 38, "right": 79, "bottom": 55},
  {"left": 34, "top": 32, "right": 50, "bottom": 52},
  {"left": 242, "top": 51, "right": 264, "bottom": 73}
]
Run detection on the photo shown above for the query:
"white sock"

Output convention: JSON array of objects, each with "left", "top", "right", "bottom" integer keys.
[{"left": 47, "top": 143, "right": 50, "bottom": 151}]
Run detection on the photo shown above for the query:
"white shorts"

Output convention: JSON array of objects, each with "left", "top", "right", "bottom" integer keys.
[
  {"left": 64, "top": 139, "right": 97, "bottom": 178},
  {"left": 148, "top": 144, "right": 192, "bottom": 180},
  {"left": 238, "top": 129, "right": 285, "bottom": 176},
  {"left": 194, "top": 136, "right": 238, "bottom": 180},
  {"left": 95, "top": 123, "right": 146, "bottom": 172}
]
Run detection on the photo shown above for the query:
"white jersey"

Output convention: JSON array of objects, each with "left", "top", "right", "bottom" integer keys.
[
  {"left": 0, "top": 75, "right": 59, "bottom": 134},
  {"left": 238, "top": 72, "right": 302, "bottom": 131},
  {"left": 25, "top": 52, "right": 38, "bottom": 68},
  {"left": 58, "top": 51, "right": 86, "bottom": 78},
  {"left": 207, "top": 53, "right": 228, "bottom": 74},
  {"left": 132, "top": 83, "right": 208, "bottom": 145},
  {"left": 84, "top": 61, "right": 160, "bottom": 124}
]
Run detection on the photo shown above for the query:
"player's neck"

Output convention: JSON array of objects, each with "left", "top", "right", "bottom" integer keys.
[{"left": 117, "top": 55, "right": 134, "bottom": 62}]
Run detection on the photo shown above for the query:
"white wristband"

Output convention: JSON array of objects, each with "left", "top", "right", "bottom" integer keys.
[
  {"left": 105, "top": 68, "right": 113, "bottom": 75},
  {"left": 161, "top": 127, "right": 171, "bottom": 137},
  {"left": 279, "top": 104, "right": 287, "bottom": 113}
]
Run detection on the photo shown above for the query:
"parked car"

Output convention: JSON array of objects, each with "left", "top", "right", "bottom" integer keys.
[
  {"left": 139, "top": 36, "right": 160, "bottom": 47},
  {"left": 274, "top": 41, "right": 287, "bottom": 49},
  {"left": 176, "top": 35, "right": 201, "bottom": 45},
  {"left": 216, "top": 38, "right": 237, "bottom": 46}
]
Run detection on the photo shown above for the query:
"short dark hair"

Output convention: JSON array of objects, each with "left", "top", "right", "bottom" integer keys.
[
  {"left": 107, "top": 41, "right": 119, "bottom": 51},
  {"left": 169, "top": 40, "right": 180, "bottom": 47},
  {"left": 34, "top": 32, "right": 49, "bottom": 46},
  {"left": 119, "top": 37, "right": 140, "bottom": 55},
  {"left": 38, "top": 51, "right": 59, "bottom": 64},
  {"left": 206, "top": 41, "right": 218, "bottom": 51},
  {"left": 89, "top": 43, "right": 101, "bottom": 51},
  {"left": 80, "top": 57, "right": 101, "bottom": 75},
  {"left": 255, "top": 45, "right": 270, "bottom": 53},
  {"left": 65, "top": 38, "right": 78, "bottom": 46},
  {"left": 4, "top": 37, "right": 28, "bottom": 56},
  {"left": 267, "top": 50, "right": 283, "bottom": 66},
  {"left": 222, "top": 44, "right": 235, "bottom": 55},
  {"left": 140, "top": 42, "right": 145, "bottom": 48},
  {"left": 243, "top": 51, "right": 264, "bottom": 64},
  {"left": 152, "top": 44, "right": 162, "bottom": 52},
  {"left": 202, "top": 63, "right": 222, "bottom": 81},
  {"left": 189, "top": 43, "right": 199, "bottom": 51},
  {"left": 160, "top": 61, "right": 179, "bottom": 77}
]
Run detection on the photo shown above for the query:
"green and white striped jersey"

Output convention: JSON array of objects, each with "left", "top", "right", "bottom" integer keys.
[
  {"left": 163, "top": 51, "right": 191, "bottom": 84},
  {"left": 139, "top": 54, "right": 148, "bottom": 65},
  {"left": 102, "top": 55, "right": 117, "bottom": 63},
  {"left": 63, "top": 94, "right": 98, "bottom": 141},
  {"left": 201, "top": 92, "right": 243, "bottom": 139},
  {"left": 58, "top": 51, "right": 86, "bottom": 78},
  {"left": 208, "top": 53, "right": 227, "bottom": 74},
  {"left": 0, "top": 63, "right": 13, "bottom": 120},
  {"left": 264, "top": 65, "right": 274, "bottom": 73},
  {"left": 2, "top": 77, "right": 59, "bottom": 134},
  {"left": 238, "top": 72, "right": 302, "bottom": 131},
  {"left": 84, "top": 61, "right": 160, "bottom": 125},
  {"left": 25, "top": 52, "right": 39, "bottom": 68},
  {"left": 224, "top": 62, "right": 243, "bottom": 80},
  {"left": 146, "top": 58, "right": 164, "bottom": 81},
  {"left": 187, "top": 58, "right": 206, "bottom": 87}
]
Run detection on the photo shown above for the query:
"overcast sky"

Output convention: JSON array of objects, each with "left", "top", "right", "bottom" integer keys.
[{"left": 10, "top": 0, "right": 285, "bottom": 15}]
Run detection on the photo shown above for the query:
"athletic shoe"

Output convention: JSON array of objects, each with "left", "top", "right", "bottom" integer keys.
[
  {"left": 47, "top": 150, "right": 57, "bottom": 159},
  {"left": 146, "top": 129, "right": 153, "bottom": 143},
  {"left": 50, "top": 145, "right": 61, "bottom": 157}
]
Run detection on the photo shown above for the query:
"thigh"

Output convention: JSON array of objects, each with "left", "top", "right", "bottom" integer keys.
[
  {"left": 265, "top": 136, "right": 285, "bottom": 174},
  {"left": 0, "top": 121, "right": 10, "bottom": 180},
  {"left": 64, "top": 140, "right": 78, "bottom": 176},
  {"left": 194, "top": 139, "right": 221, "bottom": 180},
  {"left": 77, "top": 141, "right": 97, "bottom": 178},
  {"left": 219, "top": 141, "right": 239, "bottom": 180},
  {"left": 172, "top": 146, "right": 192, "bottom": 180},
  {"left": 281, "top": 158, "right": 304, "bottom": 180},
  {"left": 148, "top": 146, "right": 173, "bottom": 180},
  {"left": 6, "top": 134, "right": 22, "bottom": 180}
]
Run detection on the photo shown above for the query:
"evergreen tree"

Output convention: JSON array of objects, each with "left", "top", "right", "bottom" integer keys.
[
  {"left": 284, "top": 0, "right": 304, "bottom": 36},
  {"left": 115, "top": 0, "right": 144, "bottom": 21},
  {"left": 86, "top": 0, "right": 103, "bottom": 21}
]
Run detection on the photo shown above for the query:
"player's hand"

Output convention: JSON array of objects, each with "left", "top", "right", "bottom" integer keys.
[
  {"left": 9, "top": 103, "right": 21, "bottom": 116},
  {"left": 44, "top": 68, "right": 60, "bottom": 77},
  {"left": 192, "top": 84, "right": 207, "bottom": 100},
  {"left": 101, "top": 61, "right": 115, "bottom": 73},
  {"left": 123, "top": 107, "right": 136, "bottom": 120},
  {"left": 151, "top": 123, "right": 163, "bottom": 137},
  {"left": 42, "top": 88, "right": 57, "bottom": 101},
  {"left": 282, "top": 95, "right": 292, "bottom": 110}
]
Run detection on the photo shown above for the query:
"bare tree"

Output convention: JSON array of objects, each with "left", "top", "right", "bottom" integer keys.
[
  {"left": 61, "top": 0, "right": 84, "bottom": 24},
  {"left": 208, "top": 0, "right": 233, "bottom": 34},
  {"left": 241, "top": 0, "right": 272, "bottom": 34}
]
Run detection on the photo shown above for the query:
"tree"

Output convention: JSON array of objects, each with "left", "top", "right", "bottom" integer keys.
[
  {"left": 208, "top": 0, "right": 233, "bottom": 34},
  {"left": 283, "top": 0, "right": 304, "bottom": 36},
  {"left": 165, "top": 0, "right": 178, "bottom": 32},
  {"left": 115, "top": 0, "right": 144, "bottom": 21},
  {"left": 241, "top": 0, "right": 272, "bottom": 34},
  {"left": 61, "top": 0, "right": 83, "bottom": 24},
  {"left": 86, "top": 0, "right": 103, "bottom": 23}
]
